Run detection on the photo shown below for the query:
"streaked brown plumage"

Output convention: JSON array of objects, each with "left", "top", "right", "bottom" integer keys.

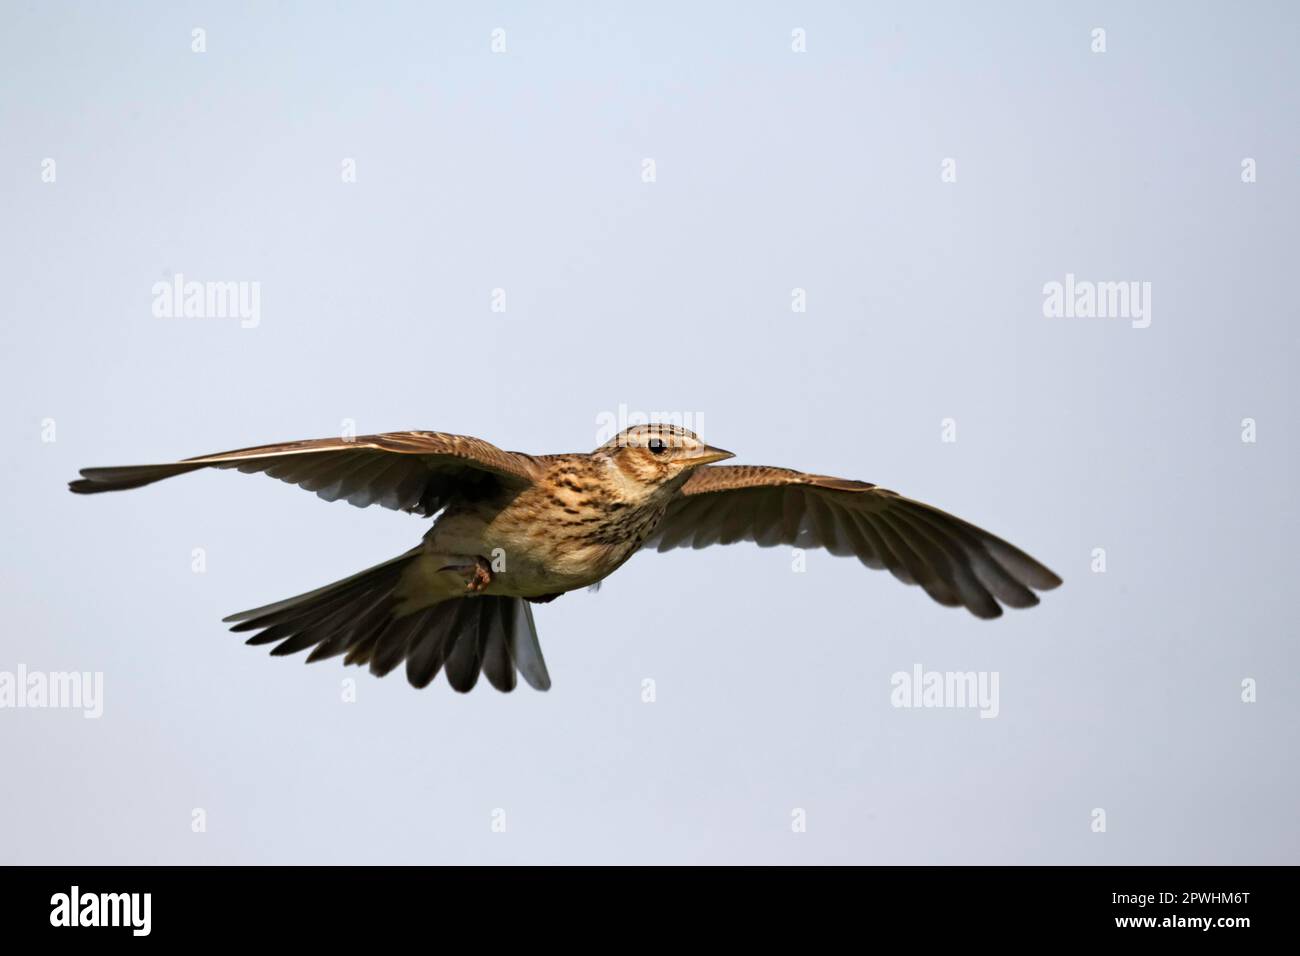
[{"left": 69, "top": 424, "right": 1061, "bottom": 693}]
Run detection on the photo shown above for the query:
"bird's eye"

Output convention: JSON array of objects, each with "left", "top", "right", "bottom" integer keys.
[{"left": 647, "top": 437, "right": 668, "bottom": 455}]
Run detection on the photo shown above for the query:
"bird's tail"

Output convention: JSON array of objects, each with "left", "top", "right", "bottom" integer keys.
[{"left": 222, "top": 550, "right": 551, "bottom": 692}]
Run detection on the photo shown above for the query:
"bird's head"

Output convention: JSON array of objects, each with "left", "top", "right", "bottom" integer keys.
[{"left": 595, "top": 424, "right": 733, "bottom": 492}]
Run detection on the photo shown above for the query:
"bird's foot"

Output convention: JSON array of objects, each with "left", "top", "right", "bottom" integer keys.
[{"left": 438, "top": 555, "right": 493, "bottom": 595}]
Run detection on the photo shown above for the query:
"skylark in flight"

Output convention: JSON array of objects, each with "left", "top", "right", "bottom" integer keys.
[{"left": 70, "top": 424, "right": 1061, "bottom": 693}]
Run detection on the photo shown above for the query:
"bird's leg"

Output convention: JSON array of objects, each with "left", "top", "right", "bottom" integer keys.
[{"left": 437, "top": 555, "right": 493, "bottom": 594}]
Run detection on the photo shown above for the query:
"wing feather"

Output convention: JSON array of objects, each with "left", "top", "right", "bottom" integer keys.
[
  {"left": 645, "top": 465, "right": 1061, "bottom": 618},
  {"left": 69, "top": 430, "right": 539, "bottom": 515}
]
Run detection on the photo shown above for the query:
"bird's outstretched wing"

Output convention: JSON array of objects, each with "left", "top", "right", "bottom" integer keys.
[
  {"left": 646, "top": 465, "right": 1061, "bottom": 618},
  {"left": 68, "top": 430, "right": 540, "bottom": 516}
]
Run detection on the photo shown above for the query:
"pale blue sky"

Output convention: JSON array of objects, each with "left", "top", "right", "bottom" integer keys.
[{"left": 1, "top": 1, "right": 1296, "bottom": 863}]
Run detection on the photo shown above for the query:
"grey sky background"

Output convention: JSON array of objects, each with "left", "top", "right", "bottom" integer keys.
[{"left": 1, "top": 1, "right": 1297, "bottom": 864}]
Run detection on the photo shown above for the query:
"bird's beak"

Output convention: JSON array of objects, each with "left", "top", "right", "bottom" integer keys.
[{"left": 686, "top": 446, "right": 735, "bottom": 467}]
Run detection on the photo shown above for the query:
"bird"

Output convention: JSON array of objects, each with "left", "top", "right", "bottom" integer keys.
[{"left": 69, "top": 424, "right": 1061, "bottom": 693}]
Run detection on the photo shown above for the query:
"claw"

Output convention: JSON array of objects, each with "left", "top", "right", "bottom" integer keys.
[{"left": 438, "top": 555, "right": 493, "bottom": 594}]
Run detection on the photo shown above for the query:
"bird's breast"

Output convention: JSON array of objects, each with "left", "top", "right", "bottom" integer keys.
[{"left": 428, "top": 482, "right": 668, "bottom": 597}]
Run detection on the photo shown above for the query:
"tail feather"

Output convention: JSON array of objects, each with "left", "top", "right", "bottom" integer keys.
[
  {"left": 507, "top": 601, "right": 549, "bottom": 690},
  {"left": 223, "top": 550, "right": 418, "bottom": 626},
  {"left": 442, "top": 601, "right": 485, "bottom": 692},
  {"left": 405, "top": 606, "right": 460, "bottom": 688},
  {"left": 224, "top": 552, "right": 551, "bottom": 693},
  {"left": 480, "top": 604, "right": 516, "bottom": 693},
  {"left": 368, "top": 611, "right": 427, "bottom": 678},
  {"left": 306, "top": 594, "right": 393, "bottom": 664}
]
